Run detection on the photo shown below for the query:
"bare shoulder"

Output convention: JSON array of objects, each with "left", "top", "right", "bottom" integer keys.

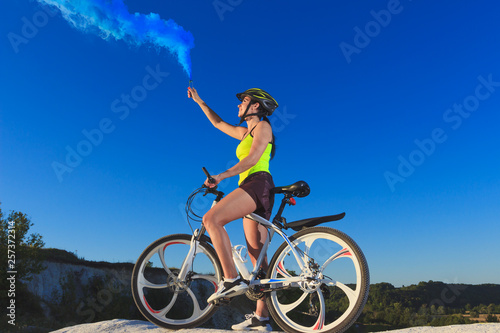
[
  {"left": 255, "top": 120, "right": 272, "bottom": 133},
  {"left": 253, "top": 121, "right": 273, "bottom": 141}
]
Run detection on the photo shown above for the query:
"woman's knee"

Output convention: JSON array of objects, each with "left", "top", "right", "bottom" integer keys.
[
  {"left": 203, "top": 210, "right": 222, "bottom": 231},
  {"left": 203, "top": 211, "right": 214, "bottom": 230}
]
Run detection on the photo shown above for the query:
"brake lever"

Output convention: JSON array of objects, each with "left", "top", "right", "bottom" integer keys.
[{"left": 202, "top": 183, "right": 218, "bottom": 195}]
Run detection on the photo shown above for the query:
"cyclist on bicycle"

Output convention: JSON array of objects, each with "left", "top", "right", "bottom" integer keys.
[{"left": 188, "top": 86, "right": 277, "bottom": 331}]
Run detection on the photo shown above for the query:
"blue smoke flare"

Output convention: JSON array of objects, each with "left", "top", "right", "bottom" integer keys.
[{"left": 37, "top": 0, "right": 194, "bottom": 79}]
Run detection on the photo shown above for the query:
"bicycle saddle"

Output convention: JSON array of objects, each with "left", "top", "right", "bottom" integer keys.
[{"left": 272, "top": 181, "right": 310, "bottom": 198}]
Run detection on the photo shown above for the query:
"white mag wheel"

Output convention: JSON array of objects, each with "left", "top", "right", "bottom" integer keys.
[
  {"left": 266, "top": 227, "right": 369, "bottom": 333},
  {"left": 131, "top": 234, "right": 222, "bottom": 329}
]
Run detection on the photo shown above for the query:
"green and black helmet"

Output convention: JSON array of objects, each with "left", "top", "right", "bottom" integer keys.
[{"left": 236, "top": 88, "right": 278, "bottom": 116}]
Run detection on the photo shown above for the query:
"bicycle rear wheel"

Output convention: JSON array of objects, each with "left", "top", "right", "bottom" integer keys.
[
  {"left": 131, "top": 234, "right": 222, "bottom": 329},
  {"left": 266, "top": 227, "right": 369, "bottom": 333}
]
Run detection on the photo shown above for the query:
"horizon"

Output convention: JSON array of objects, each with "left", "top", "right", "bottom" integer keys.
[{"left": 2, "top": 0, "right": 500, "bottom": 288}]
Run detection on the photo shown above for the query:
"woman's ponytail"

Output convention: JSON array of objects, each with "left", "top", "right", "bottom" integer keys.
[{"left": 262, "top": 116, "right": 276, "bottom": 160}]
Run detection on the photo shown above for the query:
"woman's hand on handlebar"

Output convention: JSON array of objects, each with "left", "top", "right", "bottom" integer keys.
[{"left": 204, "top": 173, "right": 224, "bottom": 188}]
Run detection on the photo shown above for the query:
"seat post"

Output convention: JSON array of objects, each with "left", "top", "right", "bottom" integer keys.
[{"left": 272, "top": 195, "right": 291, "bottom": 228}]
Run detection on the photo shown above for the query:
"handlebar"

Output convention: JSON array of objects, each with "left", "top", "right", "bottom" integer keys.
[
  {"left": 201, "top": 167, "right": 224, "bottom": 202},
  {"left": 202, "top": 167, "right": 216, "bottom": 185}
]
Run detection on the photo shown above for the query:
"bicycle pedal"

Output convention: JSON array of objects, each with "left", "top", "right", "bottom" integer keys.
[{"left": 212, "top": 297, "right": 232, "bottom": 307}]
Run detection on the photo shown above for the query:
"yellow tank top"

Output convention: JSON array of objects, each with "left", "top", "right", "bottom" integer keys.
[{"left": 236, "top": 131, "right": 272, "bottom": 185}]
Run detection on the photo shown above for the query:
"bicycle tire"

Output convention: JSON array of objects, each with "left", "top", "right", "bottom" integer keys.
[
  {"left": 131, "top": 234, "right": 222, "bottom": 329},
  {"left": 266, "top": 227, "right": 369, "bottom": 333}
]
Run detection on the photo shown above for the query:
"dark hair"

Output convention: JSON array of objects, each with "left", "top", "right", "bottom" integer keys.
[{"left": 262, "top": 116, "right": 276, "bottom": 160}]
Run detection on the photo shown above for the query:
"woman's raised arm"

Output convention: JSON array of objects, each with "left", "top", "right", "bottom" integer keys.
[{"left": 188, "top": 87, "right": 246, "bottom": 140}]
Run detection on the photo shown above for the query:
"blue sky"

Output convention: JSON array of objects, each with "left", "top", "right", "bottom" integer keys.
[{"left": 1, "top": 0, "right": 500, "bottom": 287}]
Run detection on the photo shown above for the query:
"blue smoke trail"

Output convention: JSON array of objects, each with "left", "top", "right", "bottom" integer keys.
[{"left": 37, "top": 0, "right": 194, "bottom": 79}]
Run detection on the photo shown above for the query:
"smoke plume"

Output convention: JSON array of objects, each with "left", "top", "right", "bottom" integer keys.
[{"left": 37, "top": 0, "right": 194, "bottom": 78}]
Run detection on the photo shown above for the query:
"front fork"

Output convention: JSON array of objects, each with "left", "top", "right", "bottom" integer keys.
[
  {"left": 177, "top": 195, "right": 218, "bottom": 280},
  {"left": 176, "top": 232, "right": 203, "bottom": 282}
]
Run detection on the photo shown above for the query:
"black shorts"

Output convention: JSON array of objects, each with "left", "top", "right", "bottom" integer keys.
[{"left": 239, "top": 171, "right": 275, "bottom": 220}]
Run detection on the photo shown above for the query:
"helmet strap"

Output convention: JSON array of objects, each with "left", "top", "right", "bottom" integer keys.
[
  {"left": 238, "top": 112, "right": 267, "bottom": 126},
  {"left": 244, "top": 112, "right": 267, "bottom": 120},
  {"left": 237, "top": 102, "right": 253, "bottom": 126},
  {"left": 237, "top": 100, "right": 265, "bottom": 125}
]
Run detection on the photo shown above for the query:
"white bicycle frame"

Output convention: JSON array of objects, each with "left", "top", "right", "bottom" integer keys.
[
  {"left": 179, "top": 199, "right": 311, "bottom": 289},
  {"left": 237, "top": 213, "right": 308, "bottom": 286}
]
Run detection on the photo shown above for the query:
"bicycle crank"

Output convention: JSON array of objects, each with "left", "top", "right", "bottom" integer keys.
[{"left": 246, "top": 285, "right": 265, "bottom": 301}]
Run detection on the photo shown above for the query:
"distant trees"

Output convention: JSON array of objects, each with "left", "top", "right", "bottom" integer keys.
[
  {"left": 486, "top": 314, "right": 499, "bottom": 322},
  {"left": 0, "top": 203, "right": 46, "bottom": 330},
  {"left": 469, "top": 303, "right": 500, "bottom": 315},
  {"left": 0, "top": 202, "right": 46, "bottom": 284},
  {"left": 358, "top": 281, "right": 500, "bottom": 329}
]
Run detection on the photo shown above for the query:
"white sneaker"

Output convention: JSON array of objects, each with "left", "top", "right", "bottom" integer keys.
[
  {"left": 231, "top": 312, "right": 272, "bottom": 331},
  {"left": 207, "top": 277, "right": 249, "bottom": 303}
]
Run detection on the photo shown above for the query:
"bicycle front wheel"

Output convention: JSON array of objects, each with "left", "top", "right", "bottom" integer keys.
[
  {"left": 266, "top": 227, "right": 369, "bottom": 333},
  {"left": 131, "top": 234, "right": 222, "bottom": 329}
]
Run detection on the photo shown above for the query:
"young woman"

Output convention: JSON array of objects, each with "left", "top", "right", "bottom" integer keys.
[{"left": 188, "top": 87, "right": 278, "bottom": 331}]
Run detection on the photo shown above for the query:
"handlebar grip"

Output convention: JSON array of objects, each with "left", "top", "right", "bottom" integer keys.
[{"left": 202, "top": 167, "right": 216, "bottom": 184}]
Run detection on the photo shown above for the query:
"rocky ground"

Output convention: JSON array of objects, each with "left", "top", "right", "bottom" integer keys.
[{"left": 50, "top": 319, "right": 500, "bottom": 333}]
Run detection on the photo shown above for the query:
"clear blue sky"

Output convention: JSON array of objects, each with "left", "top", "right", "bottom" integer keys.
[{"left": 2, "top": 0, "right": 499, "bottom": 287}]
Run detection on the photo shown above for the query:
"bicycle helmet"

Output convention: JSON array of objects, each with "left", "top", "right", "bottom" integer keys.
[{"left": 236, "top": 88, "right": 278, "bottom": 116}]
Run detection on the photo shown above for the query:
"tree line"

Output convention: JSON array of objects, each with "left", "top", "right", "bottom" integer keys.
[{"left": 356, "top": 281, "right": 500, "bottom": 329}]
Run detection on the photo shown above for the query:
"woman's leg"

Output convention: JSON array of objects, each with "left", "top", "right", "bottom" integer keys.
[
  {"left": 203, "top": 188, "right": 257, "bottom": 280},
  {"left": 243, "top": 217, "right": 269, "bottom": 318}
]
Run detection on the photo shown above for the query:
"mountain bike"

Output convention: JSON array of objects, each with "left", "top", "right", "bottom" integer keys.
[{"left": 131, "top": 168, "right": 369, "bottom": 333}]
